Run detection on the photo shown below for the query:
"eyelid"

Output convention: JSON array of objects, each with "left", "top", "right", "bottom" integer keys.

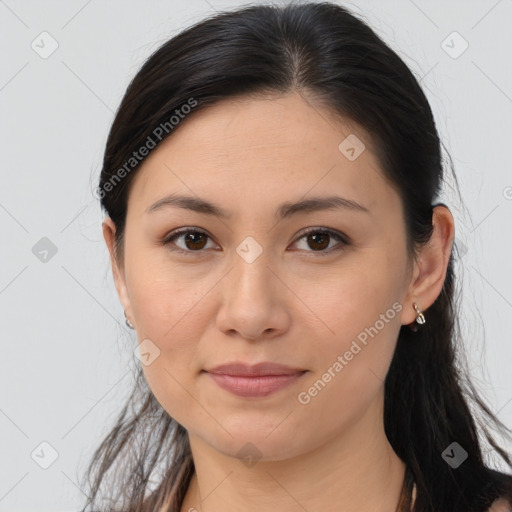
[
  {"left": 161, "top": 226, "right": 350, "bottom": 255},
  {"left": 296, "top": 226, "right": 350, "bottom": 244}
]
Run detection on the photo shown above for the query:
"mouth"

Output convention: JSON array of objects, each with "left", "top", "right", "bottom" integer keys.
[{"left": 203, "top": 361, "right": 307, "bottom": 398}]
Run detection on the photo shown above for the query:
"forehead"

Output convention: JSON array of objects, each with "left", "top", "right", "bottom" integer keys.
[{"left": 127, "top": 92, "right": 399, "bottom": 220}]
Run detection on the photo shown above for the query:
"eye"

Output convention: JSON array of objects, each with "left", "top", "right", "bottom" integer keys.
[
  {"left": 161, "top": 227, "right": 349, "bottom": 256},
  {"left": 162, "top": 228, "right": 218, "bottom": 254},
  {"left": 291, "top": 227, "right": 349, "bottom": 256}
]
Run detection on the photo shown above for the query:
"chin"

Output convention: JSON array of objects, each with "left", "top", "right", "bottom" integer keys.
[{"left": 202, "top": 428, "right": 307, "bottom": 464}]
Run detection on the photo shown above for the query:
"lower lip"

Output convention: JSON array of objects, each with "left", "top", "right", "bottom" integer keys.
[{"left": 206, "top": 371, "right": 306, "bottom": 398}]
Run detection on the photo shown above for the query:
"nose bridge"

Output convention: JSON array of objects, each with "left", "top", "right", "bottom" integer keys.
[
  {"left": 223, "top": 232, "right": 284, "bottom": 309},
  {"left": 235, "top": 234, "right": 267, "bottom": 266},
  {"left": 232, "top": 234, "right": 271, "bottom": 288}
]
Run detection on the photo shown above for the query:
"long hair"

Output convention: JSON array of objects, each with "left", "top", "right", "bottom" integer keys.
[{"left": 81, "top": 2, "right": 512, "bottom": 510}]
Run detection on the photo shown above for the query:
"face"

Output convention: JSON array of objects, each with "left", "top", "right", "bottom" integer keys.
[{"left": 105, "top": 92, "right": 418, "bottom": 462}]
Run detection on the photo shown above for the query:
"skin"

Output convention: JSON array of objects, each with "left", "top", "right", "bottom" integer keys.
[{"left": 103, "top": 92, "right": 455, "bottom": 512}]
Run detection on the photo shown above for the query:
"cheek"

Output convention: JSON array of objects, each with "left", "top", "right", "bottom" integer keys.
[
  {"left": 295, "top": 255, "right": 404, "bottom": 411},
  {"left": 126, "top": 264, "right": 211, "bottom": 409},
  {"left": 128, "top": 274, "right": 209, "bottom": 427},
  {"left": 303, "top": 257, "right": 404, "bottom": 348},
  {"left": 126, "top": 248, "right": 212, "bottom": 349},
  {"left": 296, "top": 304, "right": 401, "bottom": 436}
]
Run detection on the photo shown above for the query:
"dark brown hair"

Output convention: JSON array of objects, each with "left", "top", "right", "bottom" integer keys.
[{"left": 81, "top": 2, "right": 512, "bottom": 510}]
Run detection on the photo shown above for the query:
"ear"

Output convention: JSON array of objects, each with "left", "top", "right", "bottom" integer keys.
[
  {"left": 102, "top": 217, "right": 133, "bottom": 323},
  {"left": 401, "top": 205, "right": 455, "bottom": 326}
]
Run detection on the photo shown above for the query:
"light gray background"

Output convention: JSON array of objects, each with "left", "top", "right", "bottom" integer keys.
[{"left": 1, "top": 0, "right": 511, "bottom": 510}]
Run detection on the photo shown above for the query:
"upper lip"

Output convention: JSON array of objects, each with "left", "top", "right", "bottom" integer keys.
[{"left": 205, "top": 362, "right": 305, "bottom": 376}]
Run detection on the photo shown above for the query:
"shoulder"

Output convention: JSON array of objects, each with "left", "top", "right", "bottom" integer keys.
[{"left": 487, "top": 497, "right": 512, "bottom": 512}]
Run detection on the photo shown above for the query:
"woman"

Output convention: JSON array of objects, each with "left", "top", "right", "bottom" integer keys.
[{"left": 81, "top": 2, "right": 512, "bottom": 511}]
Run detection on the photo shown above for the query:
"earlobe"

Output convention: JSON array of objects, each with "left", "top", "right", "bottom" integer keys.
[
  {"left": 402, "top": 205, "right": 455, "bottom": 326},
  {"left": 102, "top": 217, "right": 132, "bottom": 318}
]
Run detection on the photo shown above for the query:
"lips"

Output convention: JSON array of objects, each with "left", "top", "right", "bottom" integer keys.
[
  {"left": 205, "top": 361, "right": 305, "bottom": 376},
  {"left": 204, "top": 362, "right": 307, "bottom": 398}
]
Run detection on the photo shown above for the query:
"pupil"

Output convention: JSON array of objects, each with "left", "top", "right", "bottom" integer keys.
[
  {"left": 309, "top": 233, "right": 329, "bottom": 251},
  {"left": 186, "top": 232, "right": 206, "bottom": 250}
]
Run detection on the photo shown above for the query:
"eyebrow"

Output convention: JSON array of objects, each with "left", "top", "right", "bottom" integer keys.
[{"left": 146, "top": 193, "right": 369, "bottom": 220}]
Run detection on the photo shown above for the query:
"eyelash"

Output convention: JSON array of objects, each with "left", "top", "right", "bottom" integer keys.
[{"left": 161, "top": 227, "right": 350, "bottom": 257}]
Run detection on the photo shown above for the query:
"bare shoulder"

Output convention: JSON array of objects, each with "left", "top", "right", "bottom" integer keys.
[{"left": 487, "top": 497, "right": 512, "bottom": 512}]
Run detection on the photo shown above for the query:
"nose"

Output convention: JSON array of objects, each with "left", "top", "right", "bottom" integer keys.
[{"left": 215, "top": 247, "right": 290, "bottom": 341}]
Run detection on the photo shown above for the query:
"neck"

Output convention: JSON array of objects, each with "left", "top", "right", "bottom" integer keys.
[{"left": 180, "top": 391, "right": 407, "bottom": 512}]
